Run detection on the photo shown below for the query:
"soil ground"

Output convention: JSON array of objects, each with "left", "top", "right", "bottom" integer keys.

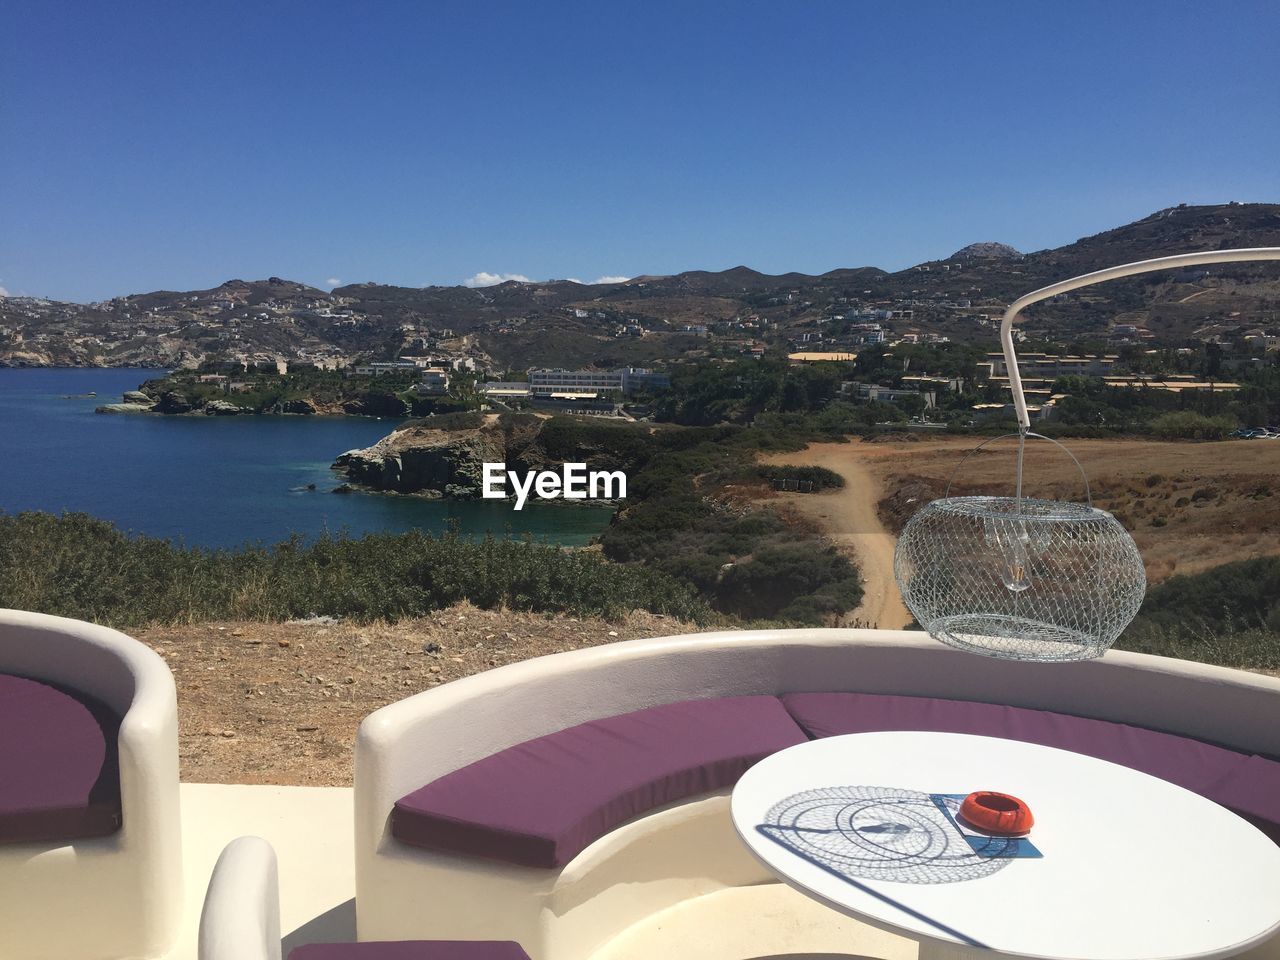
[{"left": 135, "top": 604, "right": 696, "bottom": 787}]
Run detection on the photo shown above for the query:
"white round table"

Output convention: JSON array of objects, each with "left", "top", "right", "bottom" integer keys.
[{"left": 730, "top": 731, "right": 1280, "bottom": 960}]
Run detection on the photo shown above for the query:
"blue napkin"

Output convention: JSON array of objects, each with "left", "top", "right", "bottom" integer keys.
[{"left": 930, "top": 794, "right": 1043, "bottom": 859}]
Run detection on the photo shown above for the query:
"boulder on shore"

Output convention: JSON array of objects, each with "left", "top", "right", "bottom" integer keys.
[
  {"left": 153, "top": 391, "right": 195, "bottom": 414},
  {"left": 95, "top": 402, "right": 153, "bottom": 415},
  {"left": 204, "top": 399, "right": 245, "bottom": 415},
  {"left": 122, "top": 390, "right": 153, "bottom": 405}
]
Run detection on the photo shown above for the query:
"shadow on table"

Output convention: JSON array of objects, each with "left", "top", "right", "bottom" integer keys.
[{"left": 756, "top": 825, "right": 988, "bottom": 949}]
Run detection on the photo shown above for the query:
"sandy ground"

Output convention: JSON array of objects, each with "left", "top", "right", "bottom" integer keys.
[
  {"left": 135, "top": 604, "right": 696, "bottom": 786},
  {"left": 762, "top": 445, "right": 913, "bottom": 630}
]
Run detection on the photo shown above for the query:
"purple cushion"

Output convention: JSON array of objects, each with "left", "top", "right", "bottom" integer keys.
[
  {"left": 0, "top": 673, "right": 122, "bottom": 845},
  {"left": 1216, "top": 753, "right": 1280, "bottom": 834},
  {"left": 288, "top": 943, "right": 530, "bottom": 960},
  {"left": 393, "top": 696, "right": 808, "bottom": 868},
  {"left": 780, "top": 692, "right": 1279, "bottom": 832}
]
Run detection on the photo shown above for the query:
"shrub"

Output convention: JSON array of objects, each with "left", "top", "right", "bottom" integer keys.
[
  {"left": 755, "top": 465, "right": 845, "bottom": 490},
  {"left": 598, "top": 429, "right": 863, "bottom": 624},
  {"left": 1118, "top": 555, "right": 1280, "bottom": 669},
  {"left": 1150, "top": 412, "right": 1236, "bottom": 441},
  {"left": 714, "top": 544, "right": 862, "bottom": 621},
  {"left": 0, "top": 512, "right": 710, "bottom": 628}
]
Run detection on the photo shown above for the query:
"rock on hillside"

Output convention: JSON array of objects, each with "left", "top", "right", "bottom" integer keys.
[{"left": 951, "top": 242, "right": 1023, "bottom": 260}]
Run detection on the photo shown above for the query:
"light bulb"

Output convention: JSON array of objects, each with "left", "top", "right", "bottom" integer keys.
[
  {"left": 985, "top": 517, "right": 1033, "bottom": 593},
  {"left": 1001, "top": 530, "right": 1032, "bottom": 593}
]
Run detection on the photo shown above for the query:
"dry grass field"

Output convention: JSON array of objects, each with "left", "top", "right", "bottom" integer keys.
[
  {"left": 870, "top": 436, "right": 1280, "bottom": 583},
  {"left": 763, "top": 436, "right": 1280, "bottom": 628}
]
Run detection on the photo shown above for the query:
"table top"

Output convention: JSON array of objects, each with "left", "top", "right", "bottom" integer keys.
[{"left": 730, "top": 731, "right": 1280, "bottom": 960}]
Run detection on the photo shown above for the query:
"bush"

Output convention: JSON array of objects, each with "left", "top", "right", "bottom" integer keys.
[
  {"left": 715, "top": 544, "right": 862, "bottom": 620},
  {"left": 755, "top": 465, "right": 845, "bottom": 490},
  {"left": 1150, "top": 411, "right": 1236, "bottom": 440},
  {"left": 1117, "top": 555, "right": 1280, "bottom": 669},
  {"left": 0, "top": 512, "right": 710, "bottom": 628},
  {"left": 598, "top": 428, "right": 863, "bottom": 624}
]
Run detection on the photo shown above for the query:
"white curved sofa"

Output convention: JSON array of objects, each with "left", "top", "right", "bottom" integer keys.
[
  {"left": 0, "top": 609, "right": 182, "bottom": 960},
  {"left": 354, "top": 627, "right": 1280, "bottom": 960},
  {"left": 199, "top": 836, "right": 282, "bottom": 960}
]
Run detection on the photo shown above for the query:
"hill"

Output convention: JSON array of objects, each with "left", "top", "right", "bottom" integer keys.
[
  {"left": 3, "top": 203, "right": 1278, "bottom": 369},
  {"left": 951, "top": 242, "right": 1022, "bottom": 260}
]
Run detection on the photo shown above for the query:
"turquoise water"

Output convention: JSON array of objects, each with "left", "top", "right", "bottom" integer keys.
[{"left": 0, "top": 368, "right": 614, "bottom": 548}]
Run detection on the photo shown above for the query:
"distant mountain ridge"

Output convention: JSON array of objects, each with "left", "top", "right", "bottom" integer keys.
[{"left": 3, "top": 202, "right": 1279, "bottom": 369}]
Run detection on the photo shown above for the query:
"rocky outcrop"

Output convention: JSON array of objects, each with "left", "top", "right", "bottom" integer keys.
[
  {"left": 95, "top": 402, "right": 154, "bottom": 414},
  {"left": 341, "top": 391, "right": 409, "bottom": 418},
  {"left": 950, "top": 241, "right": 1023, "bottom": 260},
  {"left": 204, "top": 400, "right": 245, "bottom": 415},
  {"left": 333, "top": 414, "right": 549, "bottom": 498},
  {"left": 275, "top": 398, "right": 318, "bottom": 415},
  {"left": 95, "top": 388, "right": 156, "bottom": 414},
  {"left": 0, "top": 350, "right": 56, "bottom": 367},
  {"left": 153, "top": 391, "right": 195, "bottom": 414}
]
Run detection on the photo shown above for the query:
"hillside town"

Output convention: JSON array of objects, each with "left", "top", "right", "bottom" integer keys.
[{"left": 3, "top": 203, "right": 1278, "bottom": 431}]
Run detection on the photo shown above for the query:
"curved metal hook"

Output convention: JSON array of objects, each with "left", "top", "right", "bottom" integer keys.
[{"left": 1000, "top": 247, "right": 1280, "bottom": 429}]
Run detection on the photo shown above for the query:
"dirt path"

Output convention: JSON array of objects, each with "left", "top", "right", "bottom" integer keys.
[{"left": 763, "top": 442, "right": 912, "bottom": 630}]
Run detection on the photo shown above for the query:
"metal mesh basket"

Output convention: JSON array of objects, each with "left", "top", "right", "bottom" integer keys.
[{"left": 893, "top": 433, "right": 1146, "bottom": 662}]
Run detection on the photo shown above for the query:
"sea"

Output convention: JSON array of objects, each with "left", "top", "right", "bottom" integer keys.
[{"left": 0, "top": 368, "right": 614, "bottom": 549}]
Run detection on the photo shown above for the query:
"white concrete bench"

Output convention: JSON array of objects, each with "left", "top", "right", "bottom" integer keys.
[
  {"left": 354, "top": 628, "right": 1280, "bottom": 960},
  {"left": 0, "top": 609, "right": 182, "bottom": 960}
]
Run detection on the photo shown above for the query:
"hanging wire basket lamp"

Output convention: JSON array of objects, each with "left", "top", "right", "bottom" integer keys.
[{"left": 894, "top": 247, "right": 1280, "bottom": 662}]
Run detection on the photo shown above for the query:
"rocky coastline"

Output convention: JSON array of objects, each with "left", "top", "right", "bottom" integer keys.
[
  {"left": 94, "top": 385, "right": 408, "bottom": 418},
  {"left": 331, "top": 413, "right": 637, "bottom": 503},
  {"left": 333, "top": 414, "right": 539, "bottom": 499}
]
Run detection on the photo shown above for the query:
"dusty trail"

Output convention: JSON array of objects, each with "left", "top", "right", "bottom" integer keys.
[{"left": 763, "top": 442, "right": 912, "bottom": 630}]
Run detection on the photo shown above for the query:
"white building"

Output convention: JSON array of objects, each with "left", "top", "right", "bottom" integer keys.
[
  {"left": 845, "top": 381, "right": 937, "bottom": 409},
  {"left": 527, "top": 367, "right": 670, "bottom": 396},
  {"left": 414, "top": 368, "right": 450, "bottom": 395},
  {"left": 353, "top": 360, "right": 419, "bottom": 377},
  {"left": 479, "top": 382, "right": 531, "bottom": 399}
]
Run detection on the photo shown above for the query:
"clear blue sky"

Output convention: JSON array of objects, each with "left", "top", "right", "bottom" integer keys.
[{"left": 3, "top": 0, "right": 1278, "bottom": 302}]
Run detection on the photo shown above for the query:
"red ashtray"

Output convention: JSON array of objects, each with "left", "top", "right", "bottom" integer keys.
[{"left": 959, "top": 791, "right": 1034, "bottom": 835}]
